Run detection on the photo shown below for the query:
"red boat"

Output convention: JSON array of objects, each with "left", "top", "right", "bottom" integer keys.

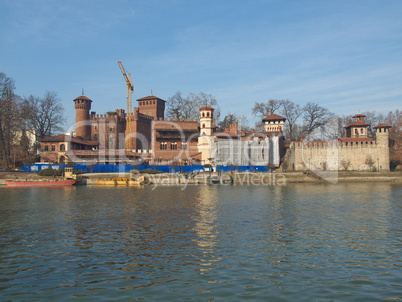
[{"left": 5, "top": 179, "right": 76, "bottom": 187}]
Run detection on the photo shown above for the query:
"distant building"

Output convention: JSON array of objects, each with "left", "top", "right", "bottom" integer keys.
[{"left": 284, "top": 114, "right": 391, "bottom": 171}]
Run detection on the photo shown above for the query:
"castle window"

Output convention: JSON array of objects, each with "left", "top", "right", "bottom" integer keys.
[
  {"left": 44, "top": 145, "right": 49, "bottom": 151},
  {"left": 202, "top": 123, "right": 205, "bottom": 128},
  {"left": 181, "top": 143, "right": 187, "bottom": 150},
  {"left": 171, "top": 143, "right": 177, "bottom": 150},
  {"left": 153, "top": 101, "right": 155, "bottom": 104},
  {"left": 207, "top": 112, "right": 210, "bottom": 117},
  {"left": 160, "top": 142, "right": 167, "bottom": 150},
  {"left": 379, "top": 128, "right": 382, "bottom": 133},
  {"left": 51, "top": 145, "right": 56, "bottom": 151},
  {"left": 202, "top": 112, "right": 205, "bottom": 117},
  {"left": 60, "top": 144, "right": 66, "bottom": 151},
  {"left": 361, "top": 128, "right": 363, "bottom": 134}
]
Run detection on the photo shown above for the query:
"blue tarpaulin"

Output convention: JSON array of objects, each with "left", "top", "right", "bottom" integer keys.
[{"left": 23, "top": 163, "right": 270, "bottom": 173}]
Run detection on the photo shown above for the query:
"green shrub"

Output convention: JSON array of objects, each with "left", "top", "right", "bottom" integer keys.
[{"left": 38, "top": 168, "right": 63, "bottom": 176}]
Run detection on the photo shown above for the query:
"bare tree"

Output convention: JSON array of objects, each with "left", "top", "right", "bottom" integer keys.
[
  {"left": 385, "top": 109, "right": 402, "bottom": 168},
  {"left": 166, "top": 91, "right": 185, "bottom": 119},
  {"left": 217, "top": 112, "right": 250, "bottom": 132},
  {"left": 280, "top": 99, "right": 303, "bottom": 141},
  {"left": 302, "top": 102, "right": 334, "bottom": 138},
  {"left": 166, "top": 91, "right": 220, "bottom": 121},
  {"left": 22, "top": 91, "right": 65, "bottom": 140},
  {"left": 0, "top": 72, "right": 21, "bottom": 168},
  {"left": 252, "top": 99, "right": 282, "bottom": 118}
]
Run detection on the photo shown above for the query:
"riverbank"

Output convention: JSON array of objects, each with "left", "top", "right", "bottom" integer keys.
[{"left": 1, "top": 171, "right": 401, "bottom": 186}]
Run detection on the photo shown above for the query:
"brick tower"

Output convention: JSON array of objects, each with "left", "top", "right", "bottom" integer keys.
[{"left": 74, "top": 95, "right": 92, "bottom": 140}]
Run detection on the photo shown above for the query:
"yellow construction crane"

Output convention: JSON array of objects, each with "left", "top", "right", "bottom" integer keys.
[{"left": 117, "top": 61, "right": 134, "bottom": 150}]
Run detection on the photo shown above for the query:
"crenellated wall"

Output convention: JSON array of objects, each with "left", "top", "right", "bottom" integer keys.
[{"left": 284, "top": 139, "right": 390, "bottom": 172}]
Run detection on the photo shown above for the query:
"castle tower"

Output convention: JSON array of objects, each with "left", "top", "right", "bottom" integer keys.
[
  {"left": 344, "top": 114, "right": 370, "bottom": 138},
  {"left": 136, "top": 95, "right": 166, "bottom": 120},
  {"left": 373, "top": 123, "right": 391, "bottom": 171},
  {"left": 74, "top": 95, "right": 92, "bottom": 140},
  {"left": 198, "top": 106, "right": 215, "bottom": 165},
  {"left": 199, "top": 106, "right": 214, "bottom": 136},
  {"left": 262, "top": 112, "right": 286, "bottom": 133}
]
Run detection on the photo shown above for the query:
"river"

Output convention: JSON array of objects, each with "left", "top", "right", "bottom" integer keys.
[{"left": 0, "top": 182, "right": 401, "bottom": 301}]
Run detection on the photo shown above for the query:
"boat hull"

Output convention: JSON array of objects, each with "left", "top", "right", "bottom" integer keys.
[{"left": 5, "top": 180, "right": 76, "bottom": 187}]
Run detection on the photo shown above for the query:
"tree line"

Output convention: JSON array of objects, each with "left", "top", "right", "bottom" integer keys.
[{"left": 0, "top": 72, "right": 65, "bottom": 169}]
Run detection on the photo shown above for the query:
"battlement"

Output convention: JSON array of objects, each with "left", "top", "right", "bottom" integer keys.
[
  {"left": 90, "top": 109, "right": 126, "bottom": 122},
  {"left": 290, "top": 140, "right": 378, "bottom": 149}
]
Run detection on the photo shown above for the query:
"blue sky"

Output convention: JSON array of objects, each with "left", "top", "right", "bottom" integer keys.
[{"left": 1, "top": 0, "right": 401, "bottom": 130}]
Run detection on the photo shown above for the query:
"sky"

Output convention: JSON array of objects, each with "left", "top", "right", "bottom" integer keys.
[{"left": 1, "top": 0, "right": 401, "bottom": 130}]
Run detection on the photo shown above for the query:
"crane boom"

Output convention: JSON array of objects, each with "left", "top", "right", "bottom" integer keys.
[{"left": 117, "top": 61, "right": 134, "bottom": 150}]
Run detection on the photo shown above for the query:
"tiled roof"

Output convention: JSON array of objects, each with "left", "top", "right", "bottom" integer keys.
[
  {"left": 73, "top": 95, "right": 92, "bottom": 102},
  {"left": 344, "top": 120, "right": 370, "bottom": 128},
  {"left": 40, "top": 134, "right": 98, "bottom": 146},
  {"left": 153, "top": 120, "right": 199, "bottom": 131},
  {"left": 339, "top": 137, "right": 374, "bottom": 143},
  {"left": 373, "top": 123, "right": 392, "bottom": 129},
  {"left": 199, "top": 106, "right": 214, "bottom": 111},
  {"left": 262, "top": 113, "right": 286, "bottom": 122},
  {"left": 136, "top": 95, "right": 166, "bottom": 102}
]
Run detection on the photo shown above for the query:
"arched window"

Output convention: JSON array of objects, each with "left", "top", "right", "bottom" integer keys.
[
  {"left": 207, "top": 112, "right": 210, "bottom": 117},
  {"left": 60, "top": 144, "right": 66, "bottom": 151},
  {"left": 202, "top": 112, "right": 205, "bottom": 117},
  {"left": 202, "top": 123, "right": 205, "bottom": 128}
]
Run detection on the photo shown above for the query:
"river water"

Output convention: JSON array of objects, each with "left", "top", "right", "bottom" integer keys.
[{"left": 0, "top": 182, "right": 401, "bottom": 301}]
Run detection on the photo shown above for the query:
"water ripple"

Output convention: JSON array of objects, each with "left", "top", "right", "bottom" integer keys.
[{"left": 0, "top": 183, "right": 401, "bottom": 301}]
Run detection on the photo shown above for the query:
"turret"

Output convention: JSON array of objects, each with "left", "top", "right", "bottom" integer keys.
[
  {"left": 262, "top": 112, "right": 286, "bottom": 133},
  {"left": 373, "top": 123, "right": 392, "bottom": 172},
  {"left": 344, "top": 114, "right": 370, "bottom": 138},
  {"left": 374, "top": 123, "right": 391, "bottom": 147},
  {"left": 199, "top": 106, "right": 214, "bottom": 136},
  {"left": 74, "top": 95, "right": 92, "bottom": 140}
]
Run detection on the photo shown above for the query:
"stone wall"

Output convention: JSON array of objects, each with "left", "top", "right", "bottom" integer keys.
[{"left": 284, "top": 140, "right": 390, "bottom": 172}]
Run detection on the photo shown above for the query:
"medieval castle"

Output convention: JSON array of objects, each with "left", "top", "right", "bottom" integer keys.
[{"left": 40, "top": 95, "right": 391, "bottom": 171}]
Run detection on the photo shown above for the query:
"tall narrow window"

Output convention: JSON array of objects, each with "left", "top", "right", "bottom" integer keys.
[{"left": 171, "top": 142, "right": 177, "bottom": 150}]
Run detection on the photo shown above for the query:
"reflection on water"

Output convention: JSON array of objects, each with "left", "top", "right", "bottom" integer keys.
[{"left": 0, "top": 183, "right": 401, "bottom": 301}]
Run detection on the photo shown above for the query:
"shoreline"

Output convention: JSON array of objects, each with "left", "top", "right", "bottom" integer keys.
[{"left": 1, "top": 171, "right": 401, "bottom": 186}]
